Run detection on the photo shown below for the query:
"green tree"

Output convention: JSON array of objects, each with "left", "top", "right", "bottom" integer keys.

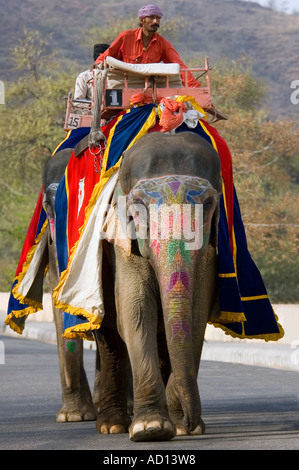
[
  {"left": 208, "top": 58, "right": 299, "bottom": 302},
  {"left": 0, "top": 30, "right": 75, "bottom": 289}
]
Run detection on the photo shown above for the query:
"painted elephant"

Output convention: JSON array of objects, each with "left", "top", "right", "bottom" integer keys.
[
  {"left": 43, "top": 148, "right": 97, "bottom": 422},
  {"left": 43, "top": 130, "right": 221, "bottom": 441},
  {"left": 92, "top": 131, "right": 222, "bottom": 441}
]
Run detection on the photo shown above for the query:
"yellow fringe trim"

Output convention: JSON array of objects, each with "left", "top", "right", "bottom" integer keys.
[
  {"left": 62, "top": 322, "right": 100, "bottom": 341},
  {"left": 5, "top": 306, "right": 38, "bottom": 334},
  {"left": 6, "top": 218, "right": 49, "bottom": 334},
  {"left": 216, "top": 311, "right": 246, "bottom": 324},
  {"left": 210, "top": 320, "right": 284, "bottom": 342},
  {"left": 5, "top": 319, "right": 24, "bottom": 335},
  {"left": 210, "top": 307, "right": 284, "bottom": 342},
  {"left": 54, "top": 296, "right": 103, "bottom": 341}
]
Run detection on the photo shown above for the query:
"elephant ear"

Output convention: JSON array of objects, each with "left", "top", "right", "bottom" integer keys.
[{"left": 206, "top": 200, "right": 221, "bottom": 322}]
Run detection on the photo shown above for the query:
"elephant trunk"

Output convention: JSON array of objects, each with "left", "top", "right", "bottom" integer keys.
[
  {"left": 151, "top": 237, "right": 202, "bottom": 432},
  {"left": 163, "top": 290, "right": 201, "bottom": 432}
]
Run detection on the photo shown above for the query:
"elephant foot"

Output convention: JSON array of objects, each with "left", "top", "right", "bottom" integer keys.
[
  {"left": 96, "top": 412, "right": 131, "bottom": 435},
  {"left": 129, "top": 416, "right": 176, "bottom": 442},
  {"left": 56, "top": 402, "right": 96, "bottom": 423},
  {"left": 175, "top": 418, "right": 206, "bottom": 436}
]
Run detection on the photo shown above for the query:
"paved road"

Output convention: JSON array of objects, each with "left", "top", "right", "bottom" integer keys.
[{"left": 0, "top": 334, "right": 298, "bottom": 452}]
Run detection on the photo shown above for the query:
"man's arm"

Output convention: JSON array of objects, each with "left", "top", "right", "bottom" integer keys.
[
  {"left": 94, "top": 32, "right": 125, "bottom": 65},
  {"left": 74, "top": 71, "right": 92, "bottom": 100},
  {"left": 161, "top": 39, "right": 201, "bottom": 88}
]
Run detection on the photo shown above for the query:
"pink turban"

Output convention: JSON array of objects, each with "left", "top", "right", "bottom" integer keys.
[{"left": 138, "top": 4, "right": 163, "bottom": 18}]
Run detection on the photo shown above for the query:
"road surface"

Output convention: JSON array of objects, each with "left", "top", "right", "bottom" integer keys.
[{"left": 0, "top": 334, "right": 298, "bottom": 452}]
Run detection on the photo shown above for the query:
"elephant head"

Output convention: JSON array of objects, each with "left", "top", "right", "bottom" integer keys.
[{"left": 127, "top": 174, "right": 219, "bottom": 255}]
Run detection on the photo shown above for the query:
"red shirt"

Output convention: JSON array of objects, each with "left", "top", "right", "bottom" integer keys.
[{"left": 94, "top": 28, "right": 200, "bottom": 88}]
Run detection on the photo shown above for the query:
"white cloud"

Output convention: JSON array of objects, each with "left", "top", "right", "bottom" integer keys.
[{"left": 244, "top": 0, "right": 299, "bottom": 13}]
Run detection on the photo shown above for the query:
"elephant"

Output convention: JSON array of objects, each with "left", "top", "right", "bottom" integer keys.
[
  {"left": 91, "top": 131, "right": 222, "bottom": 441},
  {"left": 43, "top": 130, "right": 221, "bottom": 441},
  {"left": 43, "top": 147, "right": 98, "bottom": 422}
]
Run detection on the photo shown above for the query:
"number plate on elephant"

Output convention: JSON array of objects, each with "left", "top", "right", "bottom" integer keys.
[
  {"left": 105, "top": 89, "right": 123, "bottom": 107},
  {"left": 67, "top": 114, "right": 82, "bottom": 129}
]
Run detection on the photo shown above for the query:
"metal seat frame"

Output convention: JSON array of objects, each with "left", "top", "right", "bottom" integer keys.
[{"left": 64, "top": 58, "right": 214, "bottom": 131}]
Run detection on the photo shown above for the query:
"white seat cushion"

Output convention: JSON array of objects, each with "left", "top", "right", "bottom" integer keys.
[
  {"left": 105, "top": 56, "right": 182, "bottom": 89},
  {"left": 105, "top": 56, "right": 181, "bottom": 77}
]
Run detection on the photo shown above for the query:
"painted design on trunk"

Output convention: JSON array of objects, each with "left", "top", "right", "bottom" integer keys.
[
  {"left": 166, "top": 271, "right": 191, "bottom": 295},
  {"left": 168, "top": 240, "right": 191, "bottom": 265}
]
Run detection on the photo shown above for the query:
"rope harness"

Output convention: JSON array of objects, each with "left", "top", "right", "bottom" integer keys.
[{"left": 89, "top": 65, "right": 108, "bottom": 172}]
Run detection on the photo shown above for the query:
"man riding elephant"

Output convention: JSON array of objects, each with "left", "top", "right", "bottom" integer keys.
[
  {"left": 94, "top": 4, "right": 200, "bottom": 88},
  {"left": 94, "top": 3, "right": 235, "bottom": 243},
  {"left": 74, "top": 43, "right": 109, "bottom": 101}
]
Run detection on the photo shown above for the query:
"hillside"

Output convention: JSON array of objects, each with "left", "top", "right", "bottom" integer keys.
[{"left": 1, "top": 0, "right": 299, "bottom": 117}]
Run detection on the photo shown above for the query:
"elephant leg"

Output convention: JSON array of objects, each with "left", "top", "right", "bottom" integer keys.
[
  {"left": 55, "top": 321, "right": 96, "bottom": 423},
  {"left": 114, "top": 247, "right": 175, "bottom": 442},
  {"left": 48, "top": 239, "right": 96, "bottom": 422},
  {"left": 93, "top": 241, "right": 131, "bottom": 434},
  {"left": 92, "top": 349, "right": 101, "bottom": 411},
  {"left": 93, "top": 325, "right": 131, "bottom": 434}
]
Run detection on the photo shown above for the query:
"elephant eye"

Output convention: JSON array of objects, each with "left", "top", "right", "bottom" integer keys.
[{"left": 203, "top": 196, "right": 214, "bottom": 209}]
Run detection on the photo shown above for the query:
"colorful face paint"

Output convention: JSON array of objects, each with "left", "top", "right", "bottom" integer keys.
[
  {"left": 128, "top": 175, "right": 217, "bottom": 250},
  {"left": 128, "top": 175, "right": 219, "bottom": 343}
]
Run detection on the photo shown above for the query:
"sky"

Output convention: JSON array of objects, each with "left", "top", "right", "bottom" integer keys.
[{"left": 245, "top": 0, "right": 299, "bottom": 13}]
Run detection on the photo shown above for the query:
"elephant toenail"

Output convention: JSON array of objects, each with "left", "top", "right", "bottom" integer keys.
[
  {"left": 145, "top": 420, "right": 161, "bottom": 430},
  {"left": 176, "top": 426, "right": 188, "bottom": 435},
  {"left": 132, "top": 422, "right": 145, "bottom": 435}
]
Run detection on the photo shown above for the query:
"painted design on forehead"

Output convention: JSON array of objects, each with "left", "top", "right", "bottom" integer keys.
[
  {"left": 131, "top": 175, "right": 213, "bottom": 206},
  {"left": 186, "top": 188, "right": 207, "bottom": 205},
  {"left": 143, "top": 189, "right": 164, "bottom": 209},
  {"left": 163, "top": 181, "right": 185, "bottom": 204},
  {"left": 168, "top": 180, "right": 181, "bottom": 194}
]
